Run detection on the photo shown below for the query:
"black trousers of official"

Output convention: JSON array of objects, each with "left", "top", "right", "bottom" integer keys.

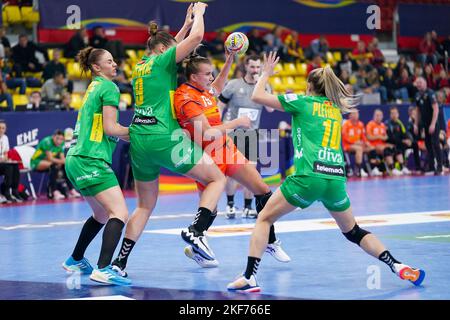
[
  {"left": 422, "top": 124, "right": 443, "bottom": 172},
  {"left": 0, "top": 163, "right": 20, "bottom": 194}
]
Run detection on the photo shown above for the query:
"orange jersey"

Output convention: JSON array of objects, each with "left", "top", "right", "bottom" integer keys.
[
  {"left": 342, "top": 120, "right": 367, "bottom": 150},
  {"left": 174, "top": 83, "right": 223, "bottom": 150},
  {"left": 174, "top": 83, "right": 247, "bottom": 191},
  {"left": 366, "top": 120, "right": 387, "bottom": 146}
]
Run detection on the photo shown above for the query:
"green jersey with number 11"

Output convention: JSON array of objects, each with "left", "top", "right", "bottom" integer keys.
[{"left": 278, "top": 94, "right": 346, "bottom": 181}]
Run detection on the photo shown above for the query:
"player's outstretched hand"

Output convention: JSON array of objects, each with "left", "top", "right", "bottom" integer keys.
[
  {"left": 262, "top": 51, "right": 280, "bottom": 77},
  {"left": 193, "top": 2, "right": 208, "bottom": 16}
]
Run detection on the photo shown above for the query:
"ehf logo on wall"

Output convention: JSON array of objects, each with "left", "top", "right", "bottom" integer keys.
[{"left": 16, "top": 129, "right": 39, "bottom": 147}]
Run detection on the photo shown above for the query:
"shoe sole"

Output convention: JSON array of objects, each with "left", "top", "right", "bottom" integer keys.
[
  {"left": 228, "top": 287, "right": 261, "bottom": 293},
  {"left": 89, "top": 272, "right": 131, "bottom": 286},
  {"left": 181, "top": 231, "right": 215, "bottom": 260},
  {"left": 226, "top": 213, "right": 236, "bottom": 219},
  {"left": 62, "top": 263, "right": 92, "bottom": 275},
  {"left": 184, "top": 247, "right": 219, "bottom": 268},
  {"left": 399, "top": 267, "right": 426, "bottom": 286}
]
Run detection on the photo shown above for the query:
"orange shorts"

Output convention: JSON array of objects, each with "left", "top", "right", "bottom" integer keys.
[{"left": 196, "top": 139, "right": 248, "bottom": 192}]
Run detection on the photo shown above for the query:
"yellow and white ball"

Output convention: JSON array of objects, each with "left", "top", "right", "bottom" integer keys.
[{"left": 224, "top": 32, "right": 249, "bottom": 56}]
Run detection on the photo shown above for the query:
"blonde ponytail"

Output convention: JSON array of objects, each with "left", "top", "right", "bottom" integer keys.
[{"left": 307, "top": 66, "right": 359, "bottom": 114}]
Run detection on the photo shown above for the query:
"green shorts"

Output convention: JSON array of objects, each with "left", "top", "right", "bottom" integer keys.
[
  {"left": 280, "top": 175, "right": 350, "bottom": 212},
  {"left": 65, "top": 155, "right": 119, "bottom": 197},
  {"left": 130, "top": 132, "right": 203, "bottom": 182}
]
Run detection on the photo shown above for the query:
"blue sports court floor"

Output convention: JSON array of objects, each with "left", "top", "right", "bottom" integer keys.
[{"left": 0, "top": 175, "right": 449, "bottom": 300}]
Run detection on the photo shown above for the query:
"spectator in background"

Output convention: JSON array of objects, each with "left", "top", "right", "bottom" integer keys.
[
  {"left": 436, "top": 69, "right": 449, "bottom": 91},
  {"left": 0, "top": 120, "right": 23, "bottom": 202},
  {"left": 339, "top": 69, "right": 350, "bottom": 85},
  {"left": 60, "top": 93, "right": 74, "bottom": 111},
  {"left": 407, "top": 106, "right": 423, "bottom": 172},
  {"left": 418, "top": 32, "right": 438, "bottom": 66},
  {"left": 353, "top": 67, "right": 369, "bottom": 94},
  {"left": 366, "top": 69, "right": 387, "bottom": 103},
  {"left": 396, "top": 68, "right": 414, "bottom": 101},
  {"left": 337, "top": 52, "right": 353, "bottom": 76},
  {"left": 431, "top": 31, "right": 444, "bottom": 63},
  {"left": 0, "top": 72, "right": 13, "bottom": 111},
  {"left": 385, "top": 106, "right": 412, "bottom": 175},
  {"left": 42, "top": 49, "right": 66, "bottom": 81},
  {"left": 284, "top": 30, "right": 304, "bottom": 62},
  {"left": 64, "top": 27, "right": 88, "bottom": 59},
  {"left": 113, "top": 60, "right": 133, "bottom": 95},
  {"left": 208, "top": 30, "right": 227, "bottom": 59},
  {"left": 11, "top": 34, "right": 49, "bottom": 77},
  {"left": 382, "top": 68, "right": 403, "bottom": 103},
  {"left": 307, "top": 54, "right": 322, "bottom": 75},
  {"left": 423, "top": 64, "right": 436, "bottom": 90},
  {"left": 23, "top": 91, "right": 45, "bottom": 111},
  {"left": 0, "top": 26, "right": 11, "bottom": 58},
  {"left": 367, "top": 38, "right": 385, "bottom": 71},
  {"left": 394, "top": 56, "right": 412, "bottom": 78},
  {"left": 366, "top": 109, "right": 396, "bottom": 176},
  {"left": 351, "top": 41, "right": 372, "bottom": 67},
  {"left": 342, "top": 110, "right": 372, "bottom": 177},
  {"left": 89, "top": 26, "right": 108, "bottom": 49},
  {"left": 308, "top": 35, "right": 329, "bottom": 61},
  {"left": 247, "top": 29, "right": 266, "bottom": 55},
  {"left": 41, "top": 72, "right": 68, "bottom": 105},
  {"left": 263, "top": 26, "right": 286, "bottom": 60},
  {"left": 442, "top": 35, "right": 450, "bottom": 59},
  {"left": 413, "top": 77, "right": 443, "bottom": 175}
]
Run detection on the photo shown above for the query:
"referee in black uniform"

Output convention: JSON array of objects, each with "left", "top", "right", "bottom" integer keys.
[{"left": 413, "top": 77, "right": 443, "bottom": 175}]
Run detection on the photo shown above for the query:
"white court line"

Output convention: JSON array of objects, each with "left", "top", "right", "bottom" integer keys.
[
  {"left": 1, "top": 209, "right": 448, "bottom": 232},
  {"left": 143, "top": 210, "right": 450, "bottom": 237},
  {"left": 0, "top": 210, "right": 254, "bottom": 231}
]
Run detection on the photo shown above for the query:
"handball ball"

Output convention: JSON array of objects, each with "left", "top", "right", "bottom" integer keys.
[{"left": 225, "top": 32, "right": 249, "bottom": 56}]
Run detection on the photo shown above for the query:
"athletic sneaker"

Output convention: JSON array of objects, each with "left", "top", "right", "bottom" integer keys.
[
  {"left": 110, "top": 259, "right": 128, "bottom": 277},
  {"left": 393, "top": 263, "right": 425, "bottom": 286},
  {"left": 242, "top": 207, "right": 257, "bottom": 219},
  {"left": 360, "top": 169, "right": 368, "bottom": 178},
  {"left": 392, "top": 168, "right": 403, "bottom": 176},
  {"left": 184, "top": 246, "right": 219, "bottom": 268},
  {"left": 226, "top": 205, "right": 237, "bottom": 219},
  {"left": 371, "top": 167, "right": 383, "bottom": 177},
  {"left": 401, "top": 167, "right": 411, "bottom": 175},
  {"left": 62, "top": 256, "right": 94, "bottom": 274},
  {"left": 227, "top": 274, "right": 260, "bottom": 293},
  {"left": 181, "top": 227, "right": 215, "bottom": 260},
  {"left": 265, "top": 240, "right": 291, "bottom": 262},
  {"left": 53, "top": 190, "right": 66, "bottom": 200},
  {"left": 90, "top": 265, "right": 131, "bottom": 286},
  {"left": 69, "top": 189, "right": 82, "bottom": 198}
]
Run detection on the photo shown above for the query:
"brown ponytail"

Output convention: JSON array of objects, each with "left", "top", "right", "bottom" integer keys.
[
  {"left": 77, "top": 46, "right": 106, "bottom": 75},
  {"left": 307, "top": 66, "right": 359, "bottom": 113},
  {"left": 147, "top": 21, "right": 176, "bottom": 52}
]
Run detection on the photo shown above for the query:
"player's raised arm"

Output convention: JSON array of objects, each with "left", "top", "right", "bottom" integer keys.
[
  {"left": 251, "top": 51, "right": 284, "bottom": 111},
  {"left": 175, "top": 2, "right": 208, "bottom": 63}
]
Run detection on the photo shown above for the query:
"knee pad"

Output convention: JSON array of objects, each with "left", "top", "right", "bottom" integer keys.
[
  {"left": 255, "top": 191, "right": 273, "bottom": 213},
  {"left": 383, "top": 147, "right": 394, "bottom": 157},
  {"left": 343, "top": 224, "right": 371, "bottom": 245}
]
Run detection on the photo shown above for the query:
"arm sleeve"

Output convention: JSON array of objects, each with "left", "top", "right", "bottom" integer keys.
[
  {"left": 101, "top": 81, "right": 120, "bottom": 107},
  {"left": 277, "top": 93, "right": 306, "bottom": 114},
  {"left": 157, "top": 46, "right": 177, "bottom": 73}
]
